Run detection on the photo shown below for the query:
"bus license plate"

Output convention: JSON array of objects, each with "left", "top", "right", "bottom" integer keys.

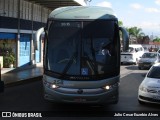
[{"left": 74, "top": 98, "right": 86, "bottom": 102}]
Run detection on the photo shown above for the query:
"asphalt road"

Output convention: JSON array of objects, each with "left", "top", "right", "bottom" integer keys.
[{"left": 0, "top": 65, "right": 160, "bottom": 119}]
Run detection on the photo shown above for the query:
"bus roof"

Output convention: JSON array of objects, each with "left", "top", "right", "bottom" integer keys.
[{"left": 49, "top": 6, "right": 117, "bottom": 20}]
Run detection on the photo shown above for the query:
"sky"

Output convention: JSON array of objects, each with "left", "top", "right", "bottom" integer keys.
[{"left": 87, "top": 0, "right": 160, "bottom": 37}]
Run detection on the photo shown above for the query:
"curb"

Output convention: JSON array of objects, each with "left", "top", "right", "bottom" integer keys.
[
  {"left": 8, "top": 64, "right": 37, "bottom": 73},
  {"left": 1, "top": 64, "right": 37, "bottom": 75},
  {"left": 4, "top": 76, "right": 43, "bottom": 88}
]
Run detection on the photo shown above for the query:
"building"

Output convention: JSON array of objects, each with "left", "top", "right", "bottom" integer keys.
[{"left": 0, "top": 0, "right": 86, "bottom": 68}]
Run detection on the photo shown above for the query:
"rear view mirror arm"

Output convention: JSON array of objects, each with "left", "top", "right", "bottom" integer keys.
[{"left": 35, "top": 27, "right": 44, "bottom": 50}]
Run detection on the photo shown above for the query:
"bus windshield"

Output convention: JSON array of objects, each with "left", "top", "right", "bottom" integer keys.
[{"left": 46, "top": 20, "right": 119, "bottom": 79}]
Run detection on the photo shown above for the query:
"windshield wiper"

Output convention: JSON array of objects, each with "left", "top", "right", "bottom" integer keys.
[
  {"left": 90, "top": 35, "right": 98, "bottom": 74},
  {"left": 62, "top": 51, "right": 78, "bottom": 75},
  {"left": 83, "top": 52, "right": 98, "bottom": 75},
  {"left": 81, "top": 35, "right": 98, "bottom": 75},
  {"left": 61, "top": 33, "right": 80, "bottom": 76}
]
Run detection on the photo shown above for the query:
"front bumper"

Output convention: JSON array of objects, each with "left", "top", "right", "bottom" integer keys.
[
  {"left": 138, "top": 90, "right": 160, "bottom": 104},
  {"left": 121, "top": 59, "right": 136, "bottom": 64},
  {"left": 138, "top": 62, "right": 152, "bottom": 69},
  {"left": 43, "top": 86, "right": 119, "bottom": 104}
]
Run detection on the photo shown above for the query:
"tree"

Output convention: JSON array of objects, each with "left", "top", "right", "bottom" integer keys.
[
  {"left": 126, "top": 27, "right": 145, "bottom": 44},
  {"left": 153, "top": 37, "right": 160, "bottom": 42},
  {"left": 118, "top": 21, "right": 123, "bottom": 45},
  {"left": 118, "top": 21, "right": 123, "bottom": 27}
]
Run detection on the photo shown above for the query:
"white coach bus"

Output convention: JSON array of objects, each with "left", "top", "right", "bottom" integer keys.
[{"left": 35, "top": 6, "right": 129, "bottom": 104}]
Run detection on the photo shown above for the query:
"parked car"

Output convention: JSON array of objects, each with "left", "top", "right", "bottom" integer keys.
[
  {"left": 138, "top": 52, "right": 160, "bottom": 70},
  {"left": 121, "top": 44, "right": 144, "bottom": 65},
  {"left": 138, "top": 63, "right": 160, "bottom": 104},
  {"left": 158, "top": 49, "right": 160, "bottom": 54}
]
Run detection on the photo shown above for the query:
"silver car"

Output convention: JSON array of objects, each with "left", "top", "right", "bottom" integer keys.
[
  {"left": 138, "top": 63, "right": 160, "bottom": 104},
  {"left": 138, "top": 52, "right": 160, "bottom": 70}
]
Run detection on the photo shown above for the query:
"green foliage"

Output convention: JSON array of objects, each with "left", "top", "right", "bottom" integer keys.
[
  {"left": 126, "top": 26, "right": 145, "bottom": 38},
  {"left": 125, "top": 26, "right": 145, "bottom": 44},
  {"left": 118, "top": 21, "right": 123, "bottom": 27},
  {"left": 153, "top": 37, "right": 160, "bottom": 42},
  {"left": 3, "top": 52, "right": 15, "bottom": 68}
]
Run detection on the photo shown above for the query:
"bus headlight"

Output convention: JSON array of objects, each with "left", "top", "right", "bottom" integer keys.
[
  {"left": 43, "top": 80, "right": 59, "bottom": 89},
  {"left": 105, "top": 85, "right": 110, "bottom": 90},
  {"left": 51, "top": 84, "right": 59, "bottom": 89},
  {"left": 103, "top": 83, "right": 119, "bottom": 91}
]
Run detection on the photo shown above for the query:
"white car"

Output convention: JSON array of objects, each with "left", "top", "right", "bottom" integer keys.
[
  {"left": 121, "top": 44, "right": 144, "bottom": 65},
  {"left": 138, "top": 52, "right": 160, "bottom": 70},
  {"left": 158, "top": 49, "right": 160, "bottom": 55},
  {"left": 138, "top": 63, "right": 160, "bottom": 104}
]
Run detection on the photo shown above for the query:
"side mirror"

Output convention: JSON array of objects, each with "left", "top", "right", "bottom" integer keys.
[
  {"left": 119, "top": 27, "right": 129, "bottom": 52},
  {"left": 35, "top": 27, "right": 44, "bottom": 50}
]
